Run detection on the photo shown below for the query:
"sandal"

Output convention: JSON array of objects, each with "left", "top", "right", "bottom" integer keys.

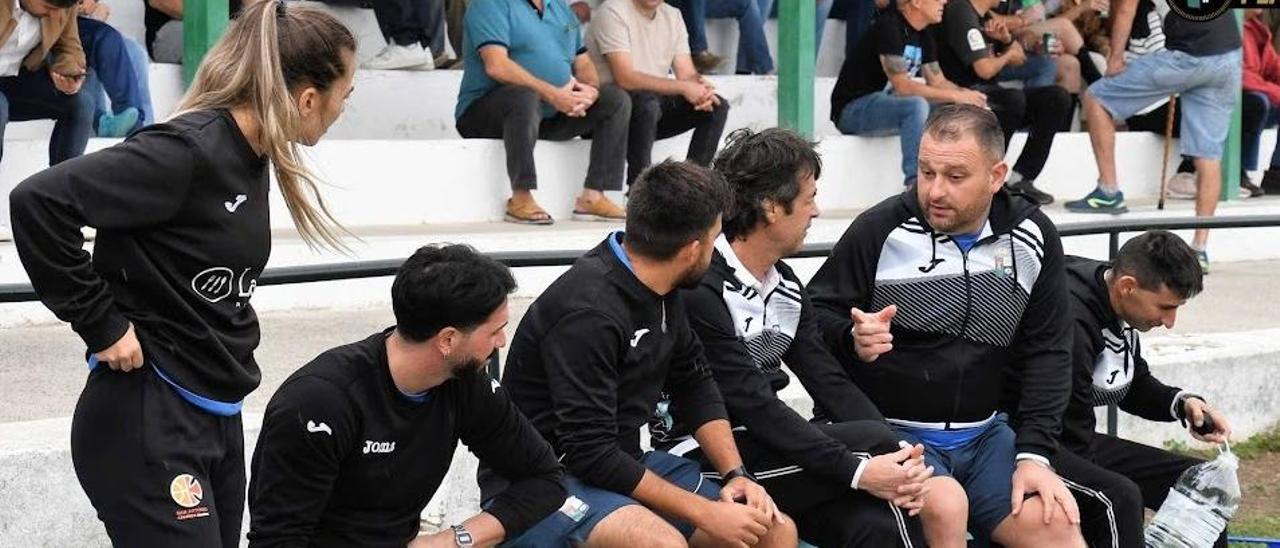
[
  {"left": 504, "top": 198, "right": 554, "bottom": 225},
  {"left": 571, "top": 196, "right": 626, "bottom": 222}
]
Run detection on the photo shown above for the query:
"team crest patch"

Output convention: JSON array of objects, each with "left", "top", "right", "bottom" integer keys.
[
  {"left": 170, "top": 474, "right": 211, "bottom": 520},
  {"left": 993, "top": 246, "right": 1014, "bottom": 278},
  {"left": 966, "top": 29, "right": 986, "bottom": 51}
]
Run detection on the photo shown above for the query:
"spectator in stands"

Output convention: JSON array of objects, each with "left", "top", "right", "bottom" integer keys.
[
  {"left": 493, "top": 161, "right": 796, "bottom": 548},
  {"left": 666, "top": 127, "right": 960, "bottom": 547},
  {"left": 1063, "top": 0, "right": 1241, "bottom": 272},
  {"left": 668, "top": 0, "right": 774, "bottom": 74},
  {"left": 988, "top": 0, "right": 1101, "bottom": 94},
  {"left": 808, "top": 104, "right": 1085, "bottom": 548},
  {"left": 456, "top": 0, "right": 630, "bottom": 224},
  {"left": 248, "top": 245, "right": 565, "bottom": 548},
  {"left": 933, "top": 0, "right": 1071, "bottom": 205},
  {"left": 9, "top": 3, "right": 356, "bottom": 545},
  {"left": 79, "top": 0, "right": 153, "bottom": 137},
  {"left": 145, "top": 0, "right": 244, "bottom": 63},
  {"left": 588, "top": 0, "right": 729, "bottom": 187},
  {"left": 831, "top": 0, "right": 987, "bottom": 186},
  {"left": 365, "top": 0, "right": 449, "bottom": 70},
  {"left": 0, "top": 0, "right": 93, "bottom": 168},
  {"left": 1049, "top": 231, "right": 1230, "bottom": 548},
  {"left": 1244, "top": 8, "right": 1280, "bottom": 195}
]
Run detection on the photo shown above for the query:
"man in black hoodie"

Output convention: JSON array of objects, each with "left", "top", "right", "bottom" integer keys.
[
  {"left": 1053, "top": 230, "right": 1231, "bottom": 548},
  {"left": 663, "top": 127, "right": 954, "bottom": 547},
  {"left": 495, "top": 161, "right": 796, "bottom": 548},
  {"left": 808, "top": 103, "right": 1084, "bottom": 548}
]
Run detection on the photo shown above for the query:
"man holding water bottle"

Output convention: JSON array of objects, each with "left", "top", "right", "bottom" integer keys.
[{"left": 1048, "top": 230, "right": 1232, "bottom": 548}]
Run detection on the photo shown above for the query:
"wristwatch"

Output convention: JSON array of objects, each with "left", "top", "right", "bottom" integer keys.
[
  {"left": 451, "top": 524, "right": 474, "bottom": 548},
  {"left": 723, "top": 465, "right": 756, "bottom": 483}
]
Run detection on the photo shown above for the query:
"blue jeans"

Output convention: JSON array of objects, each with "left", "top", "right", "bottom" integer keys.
[
  {"left": 764, "top": 0, "right": 835, "bottom": 58},
  {"left": 996, "top": 53, "right": 1058, "bottom": 88},
  {"left": 670, "top": 0, "right": 774, "bottom": 74},
  {"left": 1242, "top": 91, "right": 1280, "bottom": 170},
  {"left": 79, "top": 16, "right": 152, "bottom": 131},
  {"left": 836, "top": 91, "right": 929, "bottom": 184},
  {"left": 0, "top": 67, "right": 94, "bottom": 167}
]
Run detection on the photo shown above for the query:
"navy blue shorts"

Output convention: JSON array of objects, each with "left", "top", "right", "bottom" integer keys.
[
  {"left": 503, "top": 451, "right": 721, "bottom": 546},
  {"left": 891, "top": 413, "right": 1017, "bottom": 542}
]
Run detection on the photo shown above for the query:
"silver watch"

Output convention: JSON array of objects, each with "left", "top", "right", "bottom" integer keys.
[{"left": 451, "top": 524, "right": 474, "bottom": 547}]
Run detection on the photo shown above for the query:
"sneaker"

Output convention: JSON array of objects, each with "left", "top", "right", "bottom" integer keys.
[
  {"left": 1241, "top": 173, "right": 1264, "bottom": 198},
  {"left": 1007, "top": 180, "right": 1054, "bottom": 205},
  {"left": 1064, "top": 187, "right": 1129, "bottom": 214},
  {"left": 1197, "top": 250, "right": 1209, "bottom": 275},
  {"left": 97, "top": 107, "right": 140, "bottom": 137},
  {"left": 1262, "top": 169, "right": 1280, "bottom": 195},
  {"left": 691, "top": 51, "right": 724, "bottom": 74},
  {"left": 1165, "top": 172, "right": 1197, "bottom": 200},
  {"left": 362, "top": 43, "right": 434, "bottom": 70}
]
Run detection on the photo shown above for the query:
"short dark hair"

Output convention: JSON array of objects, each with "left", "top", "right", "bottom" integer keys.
[
  {"left": 714, "top": 128, "right": 822, "bottom": 241},
  {"left": 626, "top": 160, "right": 731, "bottom": 260},
  {"left": 1112, "top": 230, "right": 1203, "bottom": 299},
  {"left": 391, "top": 244, "right": 517, "bottom": 342},
  {"left": 47, "top": 0, "right": 79, "bottom": 10},
  {"left": 924, "top": 103, "right": 1006, "bottom": 162}
]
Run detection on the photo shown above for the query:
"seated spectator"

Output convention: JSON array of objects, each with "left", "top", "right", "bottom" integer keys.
[
  {"left": 666, "top": 127, "right": 959, "bottom": 546},
  {"left": 668, "top": 0, "right": 774, "bottom": 74},
  {"left": 1243, "top": 8, "right": 1280, "bottom": 194},
  {"left": 831, "top": 0, "right": 987, "bottom": 186},
  {"left": 1048, "top": 231, "right": 1231, "bottom": 548},
  {"left": 1064, "top": 0, "right": 1241, "bottom": 272},
  {"left": 248, "top": 244, "right": 566, "bottom": 548},
  {"left": 78, "top": 0, "right": 153, "bottom": 137},
  {"left": 933, "top": 0, "right": 1071, "bottom": 204},
  {"left": 455, "top": 0, "right": 629, "bottom": 224},
  {"left": 492, "top": 161, "right": 796, "bottom": 548},
  {"left": 989, "top": 0, "right": 1101, "bottom": 93},
  {"left": 364, "top": 0, "right": 443, "bottom": 70},
  {"left": 0, "top": 0, "right": 94, "bottom": 168},
  {"left": 588, "top": 0, "right": 729, "bottom": 186},
  {"left": 808, "top": 104, "right": 1086, "bottom": 548},
  {"left": 145, "top": 0, "right": 244, "bottom": 63}
]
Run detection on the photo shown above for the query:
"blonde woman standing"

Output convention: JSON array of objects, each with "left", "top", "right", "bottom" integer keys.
[{"left": 8, "top": 1, "right": 356, "bottom": 545}]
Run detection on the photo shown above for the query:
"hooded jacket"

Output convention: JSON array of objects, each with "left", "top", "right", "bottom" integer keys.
[
  {"left": 1059, "top": 257, "right": 1192, "bottom": 457},
  {"left": 807, "top": 187, "right": 1072, "bottom": 459},
  {"left": 1244, "top": 16, "right": 1280, "bottom": 108}
]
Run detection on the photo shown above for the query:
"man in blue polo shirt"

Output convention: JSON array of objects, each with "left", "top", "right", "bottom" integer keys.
[{"left": 456, "top": 0, "right": 631, "bottom": 226}]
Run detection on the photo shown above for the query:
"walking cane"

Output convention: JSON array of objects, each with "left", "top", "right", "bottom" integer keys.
[{"left": 1158, "top": 95, "right": 1178, "bottom": 210}]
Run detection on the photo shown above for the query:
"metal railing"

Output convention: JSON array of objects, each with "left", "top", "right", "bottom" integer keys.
[{"left": 4, "top": 213, "right": 1280, "bottom": 437}]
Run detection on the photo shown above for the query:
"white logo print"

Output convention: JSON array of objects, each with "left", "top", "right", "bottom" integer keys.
[
  {"left": 192, "top": 267, "right": 258, "bottom": 303},
  {"left": 490, "top": 378, "right": 501, "bottom": 394},
  {"left": 306, "top": 420, "right": 332, "bottom": 435},
  {"left": 224, "top": 194, "right": 247, "bottom": 213},
  {"left": 630, "top": 328, "right": 651, "bottom": 348},
  {"left": 363, "top": 440, "right": 396, "bottom": 454}
]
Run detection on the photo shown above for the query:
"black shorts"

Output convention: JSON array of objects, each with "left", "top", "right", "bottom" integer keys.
[
  {"left": 669, "top": 420, "right": 927, "bottom": 547},
  {"left": 71, "top": 366, "right": 245, "bottom": 548}
]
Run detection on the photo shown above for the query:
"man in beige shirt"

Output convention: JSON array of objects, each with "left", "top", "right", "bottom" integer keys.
[{"left": 588, "top": 0, "right": 728, "bottom": 186}]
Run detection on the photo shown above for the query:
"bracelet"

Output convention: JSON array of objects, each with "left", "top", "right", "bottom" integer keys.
[{"left": 722, "top": 465, "right": 756, "bottom": 484}]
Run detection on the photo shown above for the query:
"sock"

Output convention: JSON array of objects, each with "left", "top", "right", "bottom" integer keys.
[{"left": 1097, "top": 182, "right": 1119, "bottom": 196}]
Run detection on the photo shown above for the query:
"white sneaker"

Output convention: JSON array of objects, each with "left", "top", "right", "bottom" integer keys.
[
  {"left": 361, "top": 43, "right": 434, "bottom": 70},
  {"left": 1165, "top": 172, "right": 1197, "bottom": 200}
]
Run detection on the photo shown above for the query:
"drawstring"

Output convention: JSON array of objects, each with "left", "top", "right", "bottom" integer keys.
[
  {"left": 1121, "top": 326, "right": 1134, "bottom": 375},
  {"left": 1009, "top": 236, "right": 1019, "bottom": 292},
  {"left": 661, "top": 299, "right": 667, "bottom": 333}
]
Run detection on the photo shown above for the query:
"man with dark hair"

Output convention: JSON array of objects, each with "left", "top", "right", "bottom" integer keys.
[
  {"left": 832, "top": 0, "right": 987, "bottom": 186},
  {"left": 808, "top": 104, "right": 1085, "bottom": 547},
  {"left": 932, "top": 0, "right": 1072, "bottom": 205},
  {"left": 1047, "top": 230, "right": 1231, "bottom": 548},
  {"left": 494, "top": 161, "right": 796, "bottom": 548},
  {"left": 662, "top": 127, "right": 966, "bottom": 547},
  {"left": 248, "top": 245, "right": 565, "bottom": 548}
]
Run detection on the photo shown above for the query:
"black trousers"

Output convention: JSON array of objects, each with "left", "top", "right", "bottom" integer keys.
[
  {"left": 674, "top": 421, "right": 928, "bottom": 547},
  {"left": 371, "top": 0, "right": 444, "bottom": 54},
  {"left": 0, "top": 67, "right": 95, "bottom": 167},
  {"left": 456, "top": 84, "right": 630, "bottom": 192},
  {"left": 1053, "top": 433, "right": 1227, "bottom": 548},
  {"left": 72, "top": 367, "right": 245, "bottom": 548},
  {"left": 974, "top": 83, "right": 1072, "bottom": 181},
  {"left": 626, "top": 91, "right": 729, "bottom": 186}
]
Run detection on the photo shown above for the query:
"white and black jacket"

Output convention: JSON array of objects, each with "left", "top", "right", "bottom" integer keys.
[
  {"left": 652, "top": 240, "right": 886, "bottom": 486},
  {"left": 807, "top": 188, "right": 1072, "bottom": 459},
  {"left": 1059, "top": 258, "right": 1192, "bottom": 457}
]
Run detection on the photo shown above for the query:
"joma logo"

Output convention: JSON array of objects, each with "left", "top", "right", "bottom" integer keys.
[{"left": 362, "top": 440, "right": 396, "bottom": 454}]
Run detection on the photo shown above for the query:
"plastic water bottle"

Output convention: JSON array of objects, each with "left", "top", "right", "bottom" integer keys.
[{"left": 1144, "top": 445, "right": 1241, "bottom": 547}]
